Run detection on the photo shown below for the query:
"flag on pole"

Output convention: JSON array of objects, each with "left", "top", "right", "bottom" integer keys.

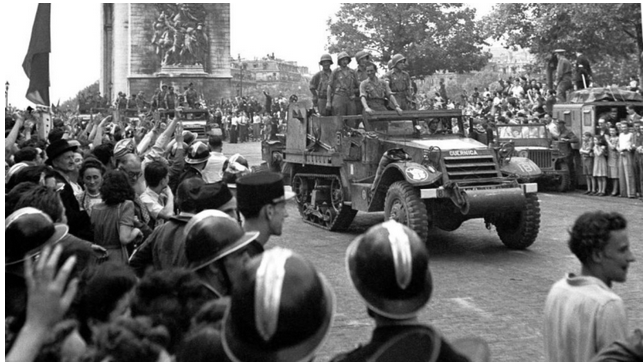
[{"left": 22, "top": 3, "right": 51, "bottom": 106}]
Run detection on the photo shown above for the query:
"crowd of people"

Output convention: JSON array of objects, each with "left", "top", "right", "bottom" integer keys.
[{"left": 4, "top": 49, "right": 642, "bottom": 361}]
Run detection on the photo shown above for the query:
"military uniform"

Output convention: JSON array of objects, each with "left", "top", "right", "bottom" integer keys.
[
  {"left": 575, "top": 54, "right": 592, "bottom": 90},
  {"left": 360, "top": 77, "right": 394, "bottom": 112},
  {"left": 556, "top": 54, "right": 573, "bottom": 102},
  {"left": 383, "top": 69, "right": 413, "bottom": 110},
  {"left": 185, "top": 88, "right": 198, "bottom": 108},
  {"left": 328, "top": 67, "right": 359, "bottom": 116},
  {"left": 309, "top": 69, "right": 332, "bottom": 115},
  {"left": 355, "top": 65, "right": 369, "bottom": 114}
]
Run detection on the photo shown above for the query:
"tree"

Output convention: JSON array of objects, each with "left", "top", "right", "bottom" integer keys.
[
  {"left": 326, "top": 3, "right": 491, "bottom": 79},
  {"left": 483, "top": 3, "right": 643, "bottom": 86}
]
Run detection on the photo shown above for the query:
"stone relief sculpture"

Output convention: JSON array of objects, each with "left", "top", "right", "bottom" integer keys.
[{"left": 150, "top": 4, "right": 208, "bottom": 68}]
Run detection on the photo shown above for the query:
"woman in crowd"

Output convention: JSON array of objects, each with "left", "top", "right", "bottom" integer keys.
[
  {"left": 91, "top": 170, "right": 143, "bottom": 264},
  {"left": 606, "top": 125, "right": 620, "bottom": 196},
  {"left": 76, "top": 158, "right": 105, "bottom": 217}
]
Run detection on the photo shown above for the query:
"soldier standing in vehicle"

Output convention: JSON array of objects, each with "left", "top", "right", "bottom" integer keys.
[
  {"left": 382, "top": 54, "right": 414, "bottom": 111},
  {"left": 309, "top": 54, "right": 333, "bottom": 116},
  {"left": 574, "top": 50, "right": 592, "bottom": 90},
  {"left": 326, "top": 52, "right": 359, "bottom": 116},
  {"left": 354, "top": 50, "right": 372, "bottom": 115},
  {"left": 360, "top": 62, "right": 402, "bottom": 116},
  {"left": 185, "top": 83, "right": 198, "bottom": 109},
  {"left": 554, "top": 49, "right": 573, "bottom": 103}
]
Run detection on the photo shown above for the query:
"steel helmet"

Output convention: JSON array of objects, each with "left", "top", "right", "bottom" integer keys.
[
  {"left": 185, "top": 141, "right": 210, "bottom": 164},
  {"left": 390, "top": 53, "right": 407, "bottom": 69},
  {"left": 222, "top": 247, "right": 335, "bottom": 362},
  {"left": 337, "top": 51, "right": 351, "bottom": 64},
  {"left": 318, "top": 53, "right": 333, "bottom": 65},
  {"left": 355, "top": 50, "right": 371, "bottom": 62},
  {"left": 184, "top": 210, "right": 259, "bottom": 271},
  {"left": 346, "top": 220, "right": 432, "bottom": 320}
]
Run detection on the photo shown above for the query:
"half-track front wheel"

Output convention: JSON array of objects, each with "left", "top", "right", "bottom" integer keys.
[
  {"left": 495, "top": 193, "right": 540, "bottom": 249},
  {"left": 384, "top": 181, "right": 429, "bottom": 242}
]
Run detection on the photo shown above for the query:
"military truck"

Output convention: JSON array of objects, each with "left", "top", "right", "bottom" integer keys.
[
  {"left": 552, "top": 87, "right": 643, "bottom": 187},
  {"left": 493, "top": 123, "right": 570, "bottom": 191},
  {"left": 280, "top": 106, "right": 541, "bottom": 249}
]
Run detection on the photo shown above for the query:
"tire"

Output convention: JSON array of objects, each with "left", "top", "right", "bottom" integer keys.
[
  {"left": 384, "top": 181, "right": 429, "bottom": 242},
  {"left": 555, "top": 162, "right": 570, "bottom": 192},
  {"left": 495, "top": 193, "right": 540, "bottom": 249}
]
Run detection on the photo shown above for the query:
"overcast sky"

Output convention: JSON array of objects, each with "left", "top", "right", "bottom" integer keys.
[{"left": 1, "top": 1, "right": 494, "bottom": 109}]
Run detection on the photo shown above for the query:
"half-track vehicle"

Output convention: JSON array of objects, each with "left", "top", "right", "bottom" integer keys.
[
  {"left": 280, "top": 106, "right": 541, "bottom": 249},
  {"left": 494, "top": 123, "right": 570, "bottom": 192}
]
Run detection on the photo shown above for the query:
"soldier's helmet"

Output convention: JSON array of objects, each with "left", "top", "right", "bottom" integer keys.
[
  {"left": 355, "top": 50, "right": 371, "bottom": 62},
  {"left": 337, "top": 51, "right": 351, "bottom": 64},
  {"left": 346, "top": 220, "right": 432, "bottom": 319},
  {"left": 391, "top": 54, "right": 407, "bottom": 69},
  {"left": 319, "top": 53, "right": 333, "bottom": 65},
  {"left": 184, "top": 210, "right": 259, "bottom": 271},
  {"left": 185, "top": 141, "right": 210, "bottom": 164},
  {"left": 222, "top": 247, "right": 335, "bottom": 362}
]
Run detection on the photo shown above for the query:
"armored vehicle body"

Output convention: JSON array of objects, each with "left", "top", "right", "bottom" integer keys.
[{"left": 281, "top": 105, "right": 541, "bottom": 249}]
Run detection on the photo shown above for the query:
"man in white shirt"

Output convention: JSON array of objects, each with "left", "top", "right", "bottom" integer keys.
[
  {"left": 202, "top": 132, "right": 227, "bottom": 183},
  {"left": 140, "top": 160, "right": 175, "bottom": 227},
  {"left": 544, "top": 211, "right": 635, "bottom": 361}
]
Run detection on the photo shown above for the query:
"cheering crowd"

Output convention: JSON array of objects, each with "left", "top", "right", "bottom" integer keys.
[{"left": 4, "top": 48, "right": 643, "bottom": 361}]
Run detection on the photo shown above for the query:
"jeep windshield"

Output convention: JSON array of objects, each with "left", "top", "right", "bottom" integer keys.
[
  {"left": 376, "top": 117, "right": 465, "bottom": 138},
  {"left": 497, "top": 124, "right": 547, "bottom": 140}
]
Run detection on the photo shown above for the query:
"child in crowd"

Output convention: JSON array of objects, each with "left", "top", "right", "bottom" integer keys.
[{"left": 592, "top": 135, "right": 608, "bottom": 195}]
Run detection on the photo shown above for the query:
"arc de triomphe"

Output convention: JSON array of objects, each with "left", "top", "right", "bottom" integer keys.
[{"left": 100, "top": 3, "right": 232, "bottom": 104}]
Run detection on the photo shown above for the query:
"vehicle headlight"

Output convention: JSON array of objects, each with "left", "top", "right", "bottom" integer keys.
[{"left": 518, "top": 150, "right": 529, "bottom": 158}]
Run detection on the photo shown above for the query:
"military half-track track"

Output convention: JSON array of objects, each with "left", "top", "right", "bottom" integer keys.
[{"left": 291, "top": 172, "right": 357, "bottom": 231}]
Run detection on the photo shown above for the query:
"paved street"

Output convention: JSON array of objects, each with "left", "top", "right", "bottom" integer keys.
[{"left": 227, "top": 141, "right": 643, "bottom": 362}]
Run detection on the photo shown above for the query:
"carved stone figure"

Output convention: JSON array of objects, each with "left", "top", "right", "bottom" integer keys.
[{"left": 151, "top": 4, "right": 208, "bottom": 68}]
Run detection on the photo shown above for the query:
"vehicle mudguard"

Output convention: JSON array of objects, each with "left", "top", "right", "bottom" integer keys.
[
  {"left": 382, "top": 161, "right": 442, "bottom": 186},
  {"left": 501, "top": 157, "right": 542, "bottom": 179}
]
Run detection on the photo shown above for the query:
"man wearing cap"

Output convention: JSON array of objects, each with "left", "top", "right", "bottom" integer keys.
[
  {"left": 554, "top": 49, "right": 573, "bottom": 102},
  {"left": 236, "top": 171, "right": 295, "bottom": 257},
  {"left": 221, "top": 248, "right": 335, "bottom": 362},
  {"left": 382, "top": 54, "right": 414, "bottom": 110},
  {"left": 184, "top": 210, "right": 260, "bottom": 298},
  {"left": 310, "top": 54, "right": 333, "bottom": 116},
  {"left": 46, "top": 139, "right": 93, "bottom": 241},
  {"left": 354, "top": 50, "right": 372, "bottom": 115},
  {"left": 326, "top": 52, "right": 359, "bottom": 116},
  {"left": 333, "top": 220, "right": 472, "bottom": 361}
]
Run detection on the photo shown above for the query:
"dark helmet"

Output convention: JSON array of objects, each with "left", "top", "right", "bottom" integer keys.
[
  {"left": 346, "top": 220, "right": 432, "bottom": 319},
  {"left": 222, "top": 247, "right": 335, "bottom": 362},
  {"left": 355, "top": 50, "right": 371, "bottom": 62},
  {"left": 184, "top": 210, "right": 259, "bottom": 271},
  {"left": 185, "top": 141, "right": 210, "bottom": 164},
  {"left": 319, "top": 53, "right": 333, "bottom": 65},
  {"left": 337, "top": 51, "right": 351, "bottom": 64},
  {"left": 5, "top": 207, "right": 69, "bottom": 267},
  {"left": 390, "top": 54, "right": 407, "bottom": 69}
]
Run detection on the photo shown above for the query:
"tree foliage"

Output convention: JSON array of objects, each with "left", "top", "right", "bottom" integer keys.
[
  {"left": 482, "top": 3, "right": 643, "bottom": 84},
  {"left": 326, "top": 3, "right": 491, "bottom": 78}
]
